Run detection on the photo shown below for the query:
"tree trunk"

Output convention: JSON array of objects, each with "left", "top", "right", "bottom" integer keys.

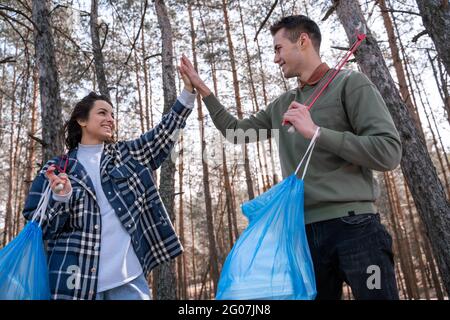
[
  {"left": 237, "top": 0, "right": 270, "bottom": 192},
  {"left": 221, "top": 0, "right": 255, "bottom": 200},
  {"left": 90, "top": 0, "right": 110, "bottom": 99},
  {"left": 384, "top": 172, "right": 412, "bottom": 298},
  {"left": 388, "top": 4, "right": 450, "bottom": 197},
  {"left": 253, "top": 28, "right": 279, "bottom": 185},
  {"left": 436, "top": 59, "right": 450, "bottom": 124},
  {"left": 177, "top": 136, "right": 187, "bottom": 299},
  {"left": 415, "top": 0, "right": 450, "bottom": 75},
  {"left": 378, "top": 0, "right": 423, "bottom": 135},
  {"left": 32, "top": 0, "right": 64, "bottom": 162},
  {"left": 0, "top": 65, "right": 4, "bottom": 148},
  {"left": 133, "top": 42, "right": 145, "bottom": 134},
  {"left": 153, "top": 0, "right": 177, "bottom": 300},
  {"left": 197, "top": 3, "right": 239, "bottom": 244},
  {"left": 3, "top": 62, "right": 17, "bottom": 246},
  {"left": 427, "top": 49, "right": 450, "bottom": 126},
  {"left": 390, "top": 171, "right": 420, "bottom": 298},
  {"left": 188, "top": 167, "right": 197, "bottom": 298},
  {"left": 21, "top": 65, "right": 39, "bottom": 231},
  {"left": 335, "top": 0, "right": 450, "bottom": 295},
  {"left": 13, "top": 64, "right": 29, "bottom": 237},
  {"left": 141, "top": 14, "right": 150, "bottom": 132},
  {"left": 404, "top": 178, "right": 431, "bottom": 299},
  {"left": 187, "top": 2, "right": 220, "bottom": 292}
]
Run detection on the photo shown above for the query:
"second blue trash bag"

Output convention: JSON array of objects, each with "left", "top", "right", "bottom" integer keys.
[
  {"left": 0, "top": 184, "right": 51, "bottom": 300},
  {"left": 216, "top": 129, "right": 320, "bottom": 300}
]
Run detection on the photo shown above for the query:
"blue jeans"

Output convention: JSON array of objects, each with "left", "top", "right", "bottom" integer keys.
[
  {"left": 95, "top": 273, "right": 152, "bottom": 300},
  {"left": 306, "top": 213, "right": 399, "bottom": 300}
]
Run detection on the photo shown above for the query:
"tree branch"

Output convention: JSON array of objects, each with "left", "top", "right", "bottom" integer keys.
[
  {"left": 331, "top": 45, "right": 350, "bottom": 51},
  {"left": 144, "top": 53, "right": 162, "bottom": 60},
  {"left": 412, "top": 30, "right": 428, "bottom": 43},
  {"left": 379, "top": 9, "right": 421, "bottom": 16},
  {"left": 28, "top": 133, "right": 48, "bottom": 147},
  {"left": 0, "top": 57, "right": 16, "bottom": 64},
  {"left": 0, "top": 10, "right": 33, "bottom": 32},
  {"left": 254, "top": 0, "right": 278, "bottom": 41},
  {"left": 0, "top": 14, "right": 30, "bottom": 49},
  {"left": 0, "top": 4, "right": 39, "bottom": 30},
  {"left": 322, "top": 2, "right": 338, "bottom": 21},
  {"left": 114, "top": 0, "right": 148, "bottom": 87}
]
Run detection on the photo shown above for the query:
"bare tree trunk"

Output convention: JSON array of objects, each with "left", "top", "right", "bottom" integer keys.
[
  {"left": 390, "top": 171, "right": 420, "bottom": 298},
  {"left": 32, "top": 0, "right": 64, "bottom": 162},
  {"left": 198, "top": 261, "right": 210, "bottom": 299},
  {"left": 335, "top": 0, "right": 450, "bottom": 295},
  {"left": 0, "top": 65, "right": 4, "bottom": 148},
  {"left": 21, "top": 65, "right": 39, "bottom": 232},
  {"left": 412, "top": 72, "right": 450, "bottom": 198},
  {"left": 436, "top": 59, "right": 450, "bottom": 123},
  {"left": 388, "top": 5, "right": 450, "bottom": 197},
  {"left": 253, "top": 27, "right": 279, "bottom": 185},
  {"left": 403, "top": 178, "right": 430, "bottom": 299},
  {"left": 187, "top": 3, "right": 220, "bottom": 292},
  {"left": 427, "top": 50, "right": 450, "bottom": 126},
  {"left": 3, "top": 62, "right": 17, "bottom": 246},
  {"left": 197, "top": 3, "right": 239, "bottom": 244},
  {"left": 237, "top": 0, "right": 270, "bottom": 192},
  {"left": 223, "top": 144, "right": 237, "bottom": 248},
  {"left": 420, "top": 221, "right": 446, "bottom": 299},
  {"left": 141, "top": 13, "right": 150, "bottom": 132},
  {"left": 384, "top": 172, "right": 412, "bottom": 298},
  {"left": 378, "top": 0, "right": 423, "bottom": 135},
  {"left": 188, "top": 167, "right": 197, "bottom": 299},
  {"left": 415, "top": 0, "right": 450, "bottom": 75},
  {"left": 221, "top": 0, "right": 255, "bottom": 200},
  {"left": 133, "top": 40, "right": 145, "bottom": 134},
  {"left": 153, "top": 0, "right": 177, "bottom": 300},
  {"left": 177, "top": 136, "right": 187, "bottom": 299},
  {"left": 90, "top": 0, "right": 110, "bottom": 99},
  {"left": 13, "top": 65, "right": 29, "bottom": 237}
]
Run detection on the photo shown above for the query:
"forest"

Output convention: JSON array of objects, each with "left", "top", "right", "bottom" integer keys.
[{"left": 0, "top": 0, "right": 449, "bottom": 300}]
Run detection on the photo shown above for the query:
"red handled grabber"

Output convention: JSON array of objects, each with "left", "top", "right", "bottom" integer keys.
[{"left": 45, "top": 155, "right": 69, "bottom": 193}]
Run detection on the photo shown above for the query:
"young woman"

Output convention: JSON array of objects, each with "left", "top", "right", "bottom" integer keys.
[{"left": 22, "top": 60, "right": 195, "bottom": 300}]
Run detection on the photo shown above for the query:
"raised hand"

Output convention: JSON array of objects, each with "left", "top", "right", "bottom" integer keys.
[
  {"left": 178, "top": 56, "right": 194, "bottom": 93},
  {"left": 179, "top": 54, "right": 211, "bottom": 97}
]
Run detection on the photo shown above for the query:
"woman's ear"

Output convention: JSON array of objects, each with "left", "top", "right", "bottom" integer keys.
[{"left": 77, "top": 119, "right": 87, "bottom": 128}]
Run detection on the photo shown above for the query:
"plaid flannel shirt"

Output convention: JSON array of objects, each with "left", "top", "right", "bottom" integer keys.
[{"left": 23, "top": 100, "right": 192, "bottom": 300}]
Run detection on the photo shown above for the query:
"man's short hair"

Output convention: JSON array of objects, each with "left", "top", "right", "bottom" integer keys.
[{"left": 270, "top": 15, "right": 322, "bottom": 53}]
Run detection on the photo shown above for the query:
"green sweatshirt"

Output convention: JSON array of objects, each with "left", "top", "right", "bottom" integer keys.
[{"left": 202, "top": 69, "right": 402, "bottom": 224}]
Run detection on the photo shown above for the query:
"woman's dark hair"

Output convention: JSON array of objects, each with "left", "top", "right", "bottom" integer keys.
[
  {"left": 270, "top": 15, "right": 322, "bottom": 53},
  {"left": 64, "top": 92, "right": 114, "bottom": 150}
]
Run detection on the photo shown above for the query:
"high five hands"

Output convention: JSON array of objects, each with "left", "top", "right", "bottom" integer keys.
[
  {"left": 179, "top": 55, "right": 211, "bottom": 97},
  {"left": 179, "top": 54, "right": 318, "bottom": 140},
  {"left": 178, "top": 55, "right": 194, "bottom": 94}
]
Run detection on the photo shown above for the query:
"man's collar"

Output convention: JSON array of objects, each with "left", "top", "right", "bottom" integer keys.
[{"left": 299, "top": 63, "right": 330, "bottom": 88}]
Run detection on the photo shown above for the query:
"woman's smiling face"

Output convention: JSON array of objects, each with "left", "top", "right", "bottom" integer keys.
[{"left": 78, "top": 100, "right": 115, "bottom": 144}]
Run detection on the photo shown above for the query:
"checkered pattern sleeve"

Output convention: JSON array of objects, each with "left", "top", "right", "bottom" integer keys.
[{"left": 124, "top": 100, "right": 193, "bottom": 170}]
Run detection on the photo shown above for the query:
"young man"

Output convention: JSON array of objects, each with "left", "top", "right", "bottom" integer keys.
[{"left": 180, "top": 15, "right": 401, "bottom": 300}]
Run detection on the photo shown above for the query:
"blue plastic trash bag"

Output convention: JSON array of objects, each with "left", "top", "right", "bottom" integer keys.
[
  {"left": 0, "top": 185, "right": 51, "bottom": 300},
  {"left": 216, "top": 129, "right": 320, "bottom": 300}
]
